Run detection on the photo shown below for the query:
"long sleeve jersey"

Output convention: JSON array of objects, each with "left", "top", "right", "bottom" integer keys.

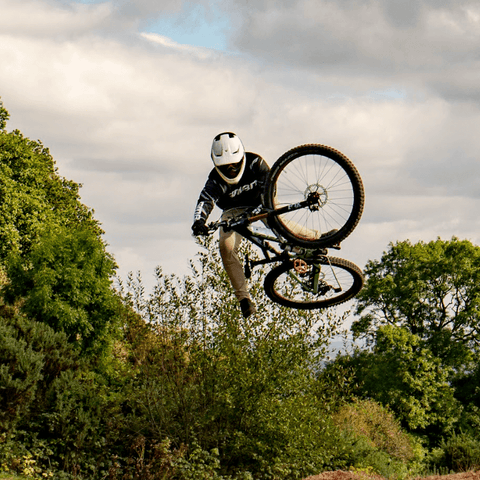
[{"left": 194, "top": 152, "right": 270, "bottom": 223}]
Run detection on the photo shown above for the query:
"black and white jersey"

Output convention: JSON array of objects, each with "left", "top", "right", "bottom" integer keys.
[{"left": 194, "top": 152, "right": 270, "bottom": 223}]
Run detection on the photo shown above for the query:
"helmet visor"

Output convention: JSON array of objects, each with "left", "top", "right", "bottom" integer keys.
[{"left": 217, "top": 159, "right": 244, "bottom": 179}]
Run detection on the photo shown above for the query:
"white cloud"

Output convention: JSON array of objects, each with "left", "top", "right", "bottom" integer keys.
[
  {"left": 2, "top": 0, "right": 480, "bottom": 296},
  {"left": 227, "top": 0, "right": 480, "bottom": 101},
  {"left": 0, "top": 0, "right": 113, "bottom": 37},
  {"left": 140, "top": 32, "right": 221, "bottom": 59}
]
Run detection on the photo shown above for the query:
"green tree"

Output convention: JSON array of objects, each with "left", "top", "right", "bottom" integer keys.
[
  {"left": 0, "top": 99, "right": 119, "bottom": 355},
  {"left": 348, "top": 238, "right": 480, "bottom": 441},
  {"left": 0, "top": 98, "right": 8, "bottom": 130},
  {"left": 325, "top": 326, "right": 460, "bottom": 440},
  {"left": 353, "top": 237, "right": 480, "bottom": 371},
  {"left": 3, "top": 225, "right": 119, "bottom": 353},
  {"left": 115, "top": 237, "right": 349, "bottom": 479},
  {"left": 0, "top": 98, "right": 101, "bottom": 261}
]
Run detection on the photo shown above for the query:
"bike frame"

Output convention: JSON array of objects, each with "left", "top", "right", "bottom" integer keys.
[
  {"left": 209, "top": 202, "right": 322, "bottom": 266},
  {"left": 208, "top": 201, "right": 340, "bottom": 295}
]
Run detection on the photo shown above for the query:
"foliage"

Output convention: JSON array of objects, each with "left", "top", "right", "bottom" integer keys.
[
  {"left": 324, "top": 326, "right": 460, "bottom": 441},
  {"left": 451, "top": 366, "right": 480, "bottom": 436},
  {"left": 0, "top": 317, "right": 44, "bottom": 431},
  {"left": 0, "top": 102, "right": 101, "bottom": 261},
  {"left": 332, "top": 400, "right": 428, "bottom": 479},
  {"left": 0, "top": 431, "right": 55, "bottom": 479},
  {"left": 353, "top": 237, "right": 480, "bottom": 371},
  {"left": 333, "top": 399, "right": 415, "bottom": 462},
  {"left": 0, "top": 310, "right": 111, "bottom": 478},
  {"left": 0, "top": 99, "right": 8, "bottom": 130},
  {"left": 1, "top": 231, "right": 356, "bottom": 480},
  {"left": 429, "top": 431, "right": 480, "bottom": 473},
  {"left": 351, "top": 237, "right": 480, "bottom": 444},
  {"left": 3, "top": 225, "right": 119, "bottom": 354},
  {"left": 0, "top": 306, "right": 78, "bottom": 432},
  {"left": 0, "top": 100, "right": 120, "bottom": 356},
  {"left": 114, "top": 236, "right": 348, "bottom": 479}
]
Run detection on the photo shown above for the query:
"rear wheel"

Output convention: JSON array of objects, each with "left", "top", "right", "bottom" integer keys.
[
  {"left": 264, "top": 144, "right": 364, "bottom": 248},
  {"left": 264, "top": 256, "right": 364, "bottom": 309}
]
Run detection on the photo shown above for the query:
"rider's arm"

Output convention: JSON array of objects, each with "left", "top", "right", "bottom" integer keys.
[
  {"left": 193, "top": 175, "right": 225, "bottom": 223},
  {"left": 253, "top": 155, "right": 270, "bottom": 183},
  {"left": 249, "top": 154, "right": 270, "bottom": 196}
]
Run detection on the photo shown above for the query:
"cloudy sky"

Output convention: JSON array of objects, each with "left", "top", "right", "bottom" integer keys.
[{"left": 1, "top": 0, "right": 480, "bottom": 293}]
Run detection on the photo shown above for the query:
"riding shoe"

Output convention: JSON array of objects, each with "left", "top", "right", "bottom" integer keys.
[{"left": 240, "top": 298, "right": 256, "bottom": 318}]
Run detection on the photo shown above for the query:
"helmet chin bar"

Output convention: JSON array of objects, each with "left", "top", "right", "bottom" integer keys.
[{"left": 215, "top": 156, "right": 246, "bottom": 184}]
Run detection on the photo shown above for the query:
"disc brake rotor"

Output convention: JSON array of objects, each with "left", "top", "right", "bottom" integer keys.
[{"left": 304, "top": 184, "right": 328, "bottom": 210}]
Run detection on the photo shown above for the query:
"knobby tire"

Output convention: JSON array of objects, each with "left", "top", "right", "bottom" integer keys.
[
  {"left": 263, "top": 256, "right": 364, "bottom": 309},
  {"left": 264, "top": 144, "right": 365, "bottom": 248}
]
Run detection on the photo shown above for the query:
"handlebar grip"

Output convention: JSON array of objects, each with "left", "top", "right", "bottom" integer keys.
[{"left": 207, "top": 221, "right": 223, "bottom": 233}]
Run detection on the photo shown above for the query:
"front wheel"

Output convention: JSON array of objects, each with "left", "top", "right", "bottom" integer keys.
[
  {"left": 264, "top": 144, "right": 364, "bottom": 248},
  {"left": 264, "top": 256, "right": 364, "bottom": 309}
]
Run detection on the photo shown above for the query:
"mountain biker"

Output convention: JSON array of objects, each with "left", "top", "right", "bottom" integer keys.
[{"left": 192, "top": 132, "right": 270, "bottom": 318}]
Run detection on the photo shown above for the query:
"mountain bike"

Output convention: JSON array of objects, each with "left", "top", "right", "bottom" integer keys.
[{"left": 207, "top": 144, "right": 365, "bottom": 309}]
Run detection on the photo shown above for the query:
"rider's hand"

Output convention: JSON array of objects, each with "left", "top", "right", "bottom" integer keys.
[{"left": 192, "top": 219, "right": 209, "bottom": 236}]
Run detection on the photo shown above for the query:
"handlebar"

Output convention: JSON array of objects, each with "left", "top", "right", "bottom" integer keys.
[
  {"left": 206, "top": 209, "right": 255, "bottom": 234},
  {"left": 206, "top": 217, "right": 242, "bottom": 234},
  {"left": 206, "top": 220, "right": 224, "bottom": 233}
]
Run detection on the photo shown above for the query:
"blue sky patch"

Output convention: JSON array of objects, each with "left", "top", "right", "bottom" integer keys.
[{"left": 145, "top": 3, "right": 230, "bottom": 51}]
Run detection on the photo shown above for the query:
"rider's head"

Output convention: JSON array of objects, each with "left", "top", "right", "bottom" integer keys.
[{"left": 211, "top": 132, "right": 246, "bottom": 185}]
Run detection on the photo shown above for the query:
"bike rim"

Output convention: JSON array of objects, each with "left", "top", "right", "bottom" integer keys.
[
  {"left": 273, "top": 151, "right": 357, "bottom": 242},
  {"left": 269, "top": 260, "right": 358, "bottom": 307}
]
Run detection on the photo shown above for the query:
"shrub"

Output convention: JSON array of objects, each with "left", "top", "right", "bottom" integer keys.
[
  {"left": 113, "top": 238, "right": 347, "bottom": 479},
  {"left": 0, "top": 318, "right": 44, "bottom": 431},
  {"left": 0, "top": 431, "right": 56, "bottom": 479},
  {"left": 3, "top": 225, "right": 119, "bottom": 356},
  {"left": 430, "top": 431, "right": 480, "bottom": 472},
  {"left": 333, "top": 399, "right": 415, "bottom": 462},
  {"left": 0, "top": 310, "right": 113, "bottom": 478},
  {"left": 0, "top": 308, "right": 77, "bottom": 432},
  {"left": 332, "top": 399, "right": 427, "bottom": 478}
]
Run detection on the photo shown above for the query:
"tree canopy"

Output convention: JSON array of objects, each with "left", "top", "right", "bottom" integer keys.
[
  {"left": 324, "top": 236, "right": 480, "bottom": 444},
  {"left": 0, "top": 99, "right": 101, "bottom": 261},
  {"left": 325, "top": 325, "right": 460, "bottom": 440},
  {"left": 352, "top": 237, "right": 480, "bottom": 369},
  {"left": 0, "top": 98, "right": 118, "bottom": 354}
]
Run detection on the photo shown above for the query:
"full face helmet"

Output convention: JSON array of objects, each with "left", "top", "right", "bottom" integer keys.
[{"left": 211, "top": 132, "right": 246, "bottom": 185}]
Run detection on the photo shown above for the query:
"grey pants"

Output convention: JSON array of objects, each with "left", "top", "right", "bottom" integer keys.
[
  {"left": 219, "top": 208, "right": 250, "bottom": 302},
  {"left": 218, "top": 207, "right": 319, "bottom": 301}
]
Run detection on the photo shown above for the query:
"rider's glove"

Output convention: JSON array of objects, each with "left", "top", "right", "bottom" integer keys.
[{"left": 192, "top": 219, "right": 209, "bottom": 236}]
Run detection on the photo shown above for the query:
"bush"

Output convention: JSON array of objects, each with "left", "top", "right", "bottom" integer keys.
[
  {"left": 430, "top": 431, "right": 480, "bottom": 472},
  {"left": 332, "top": 399, "right": 426, "bottom": 478},
  {"left": 0, "top": 308, "right": 77, "bottom": 432},
  {"left": 3, "top": 225, "right": 119, "bottom": 356},
  {"left": 0, "top": 319, "right": 44, "bottom": 431},
  {"left": 0, "top": 431, "right": 56, "bottom": 479},
  {"left": 0, "top": 310, "right": 115, "bottom": 478},
  {"left": 113, "top": 238, "right": 348, "bottom": 479},
  {"left": 333, "top": 399, "right": 415, "bottom": 462}
]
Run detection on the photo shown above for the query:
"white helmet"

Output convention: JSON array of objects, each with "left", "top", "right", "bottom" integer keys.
[{"left": 211, "top": 132, "right": 246, "bottom": 185}]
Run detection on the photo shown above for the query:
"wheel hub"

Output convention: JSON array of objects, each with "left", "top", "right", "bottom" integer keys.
[{"left": 304, "top": 184, "right": 328, "bottom": 211}]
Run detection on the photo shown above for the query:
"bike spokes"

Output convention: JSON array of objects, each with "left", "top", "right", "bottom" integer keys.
[{"left": 264, "top": 256, "right": 364, "bottom": 309}]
